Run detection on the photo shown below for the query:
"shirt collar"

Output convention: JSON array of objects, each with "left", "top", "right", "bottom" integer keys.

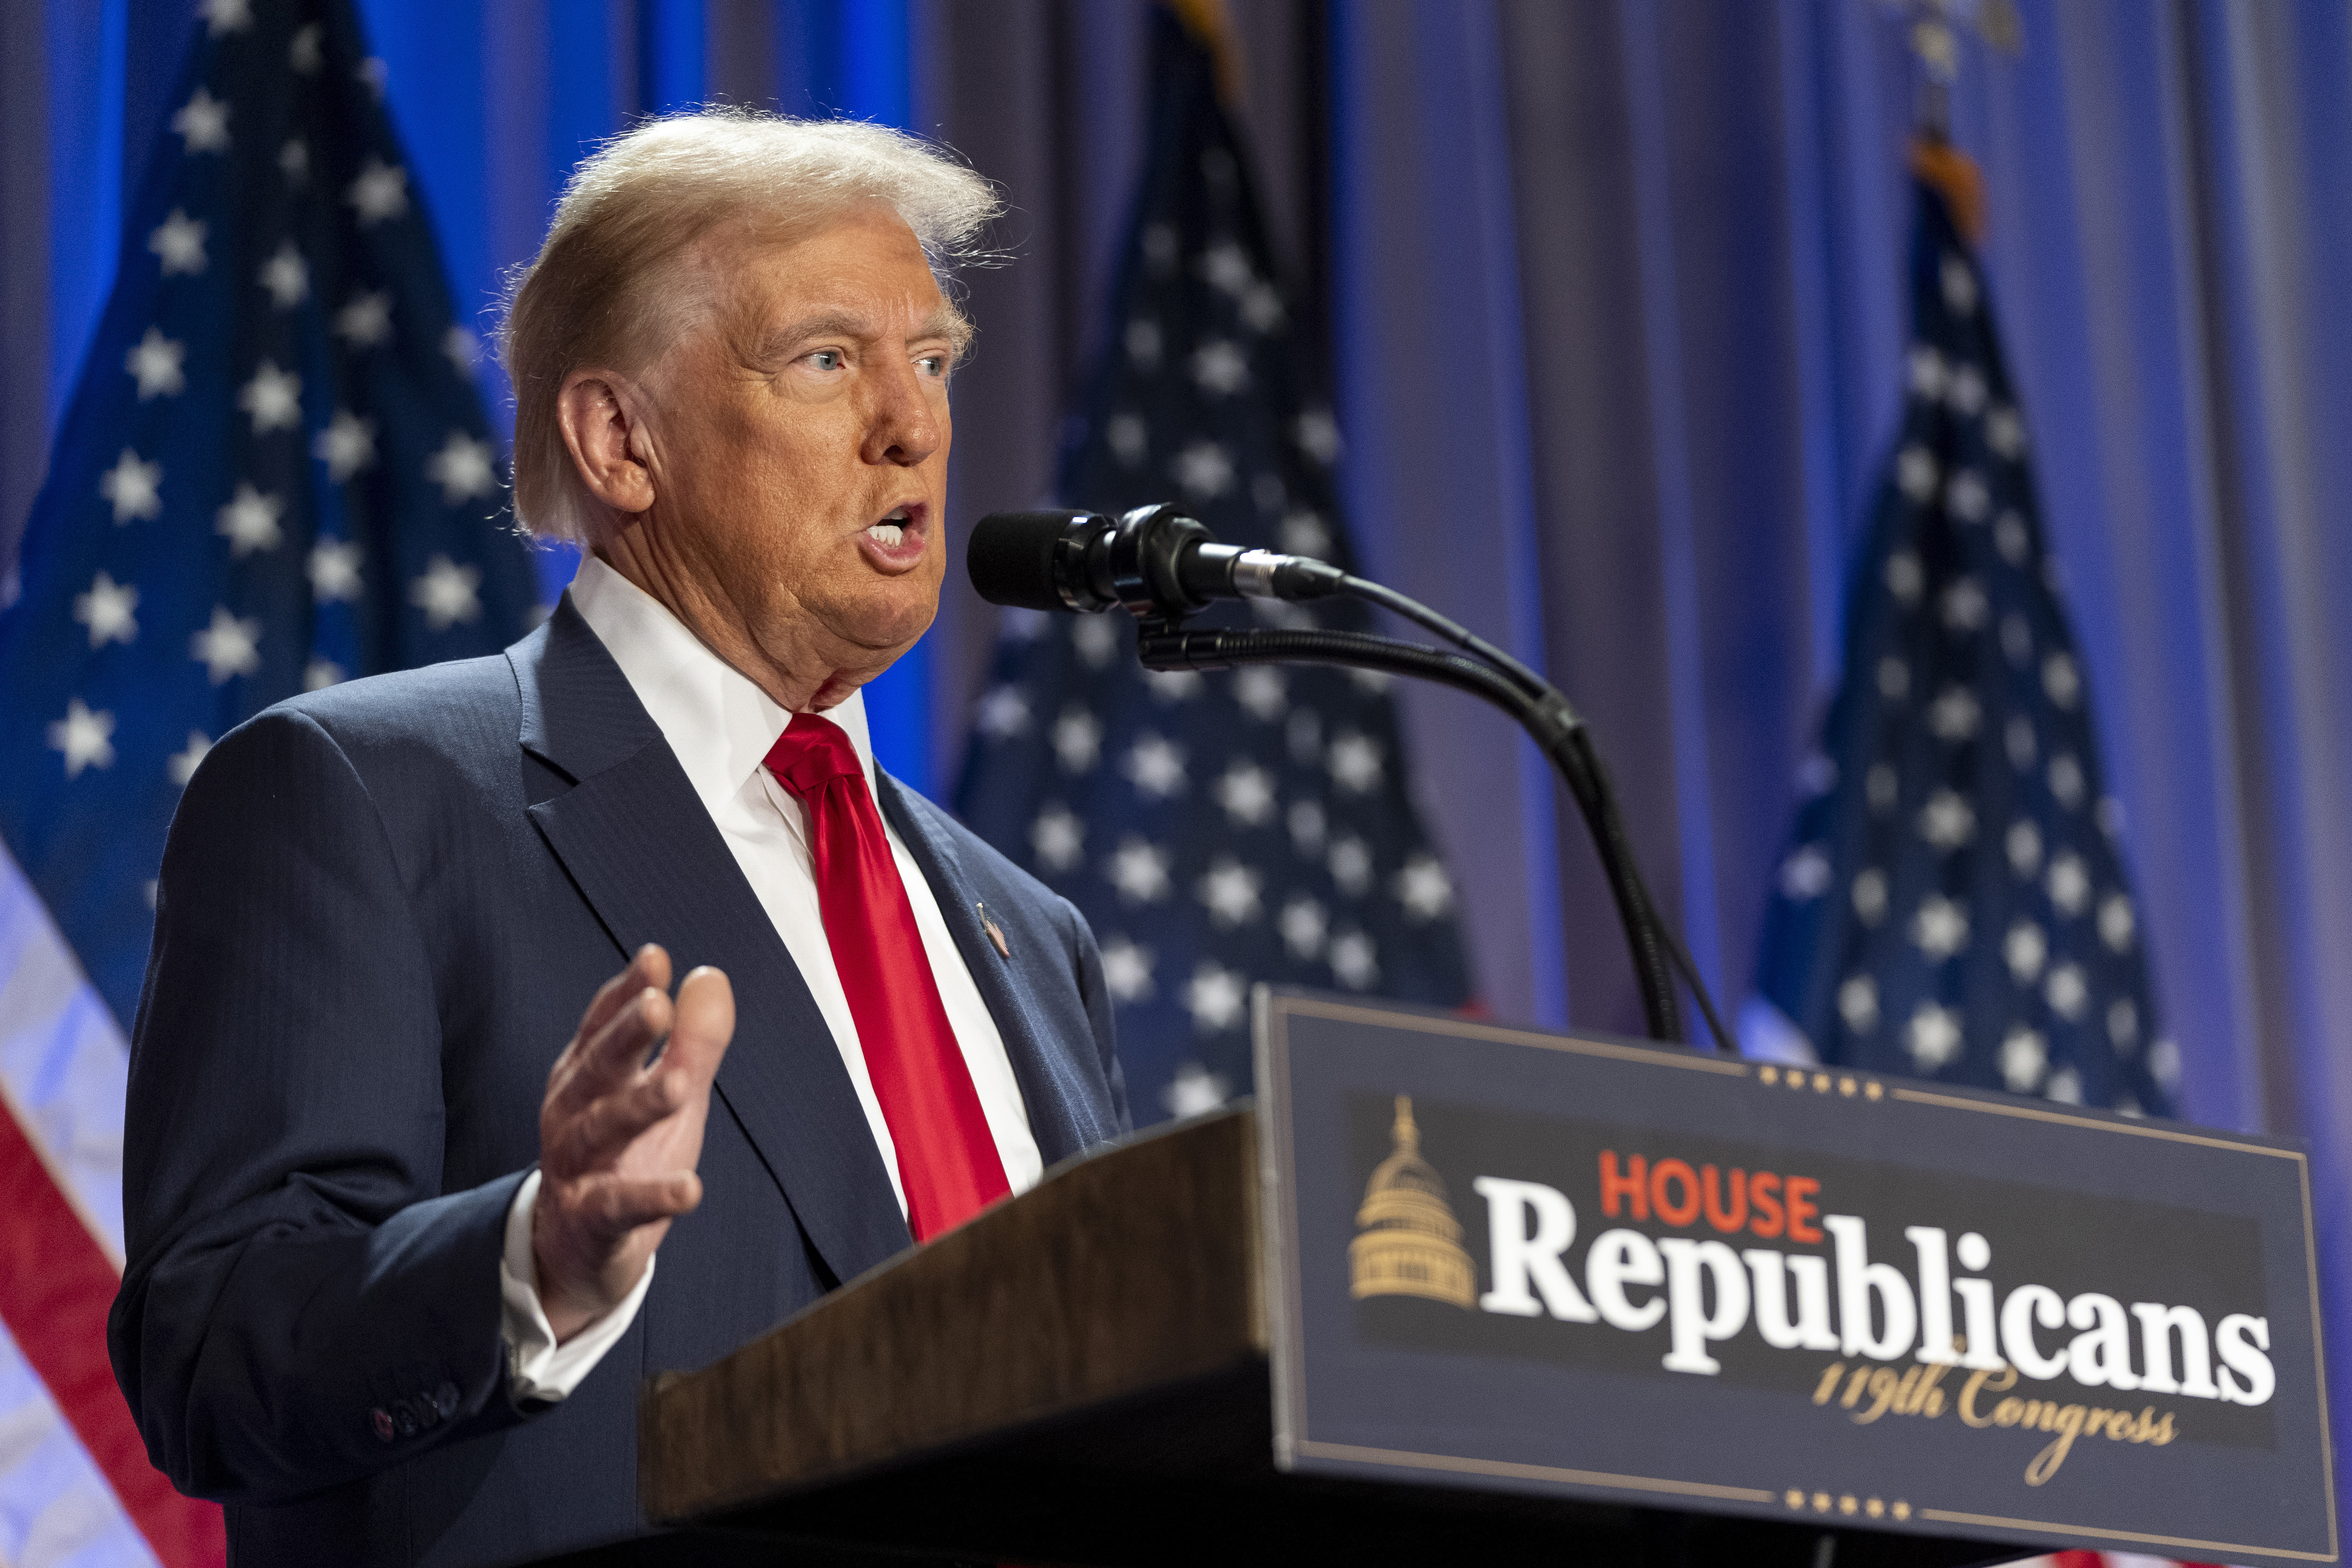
[{"left": 567, "top": 552, "right": 879, "bottom": 814}]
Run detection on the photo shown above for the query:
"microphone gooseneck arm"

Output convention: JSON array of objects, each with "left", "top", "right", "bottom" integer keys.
[{"left": 968, "top": 505, "right": 1736, "bottom": 1053}]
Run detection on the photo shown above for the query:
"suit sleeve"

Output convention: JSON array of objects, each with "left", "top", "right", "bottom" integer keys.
[
  {"left": 1060, "top": 893, "right": 1132, "bottom": 1135},
  {"left": 108, "top": 707, "right": 530, "bottom": 1505}
]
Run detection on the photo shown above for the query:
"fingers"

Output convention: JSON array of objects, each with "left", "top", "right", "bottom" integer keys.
[
  {"left": 547, "top": 946, "right": 670, "bottom": 1106},
  {"left": 551, "top": 1057, "right": 692, "bottom": 1173},
  {"left": 568, "top": 1169, "right": 704, "bottom": 1234},
  {"left": 551, "top": 982, "right": 673, "bottom": 1122},
  {"left": 663, "top": 967, "right": 735, "bottom": 1085},
  {"left": 576, "top": 945, "right": 670, "bottom": 1044}
]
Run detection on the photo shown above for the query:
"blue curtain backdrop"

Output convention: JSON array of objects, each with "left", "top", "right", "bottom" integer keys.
[{"left": 8, "top": 0, "right": 2348, "bottom": 1499}]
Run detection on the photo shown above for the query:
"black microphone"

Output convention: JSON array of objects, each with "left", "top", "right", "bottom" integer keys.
[{"left": 967, "top": 504, "right": 1343, "bottom": 620}]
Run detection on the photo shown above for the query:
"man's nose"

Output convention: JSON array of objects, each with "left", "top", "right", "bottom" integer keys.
[{"left": 861, "top": 358, "right": 942, "bottom": 467}]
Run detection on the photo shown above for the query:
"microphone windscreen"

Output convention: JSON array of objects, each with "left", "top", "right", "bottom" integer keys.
[{"left": 967, "top": 510, "right": 1095, "bottom": 611}]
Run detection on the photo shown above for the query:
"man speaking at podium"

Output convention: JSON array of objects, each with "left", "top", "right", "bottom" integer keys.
[{"left": 109, "top": 113, "right": 1129, "bottom": 1567}]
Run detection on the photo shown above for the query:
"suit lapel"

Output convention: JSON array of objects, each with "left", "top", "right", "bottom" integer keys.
[
  {"left": 876, "top": 774, "right": 1098, "bottom": 1168},
  {"left": 509, "top": 599, "right": 913, "bottom": 1286}
]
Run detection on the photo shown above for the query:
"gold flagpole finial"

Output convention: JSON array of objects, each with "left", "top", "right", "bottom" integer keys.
[{"left": 1164, "top": 0, "right": 1244, "bottom": 106}]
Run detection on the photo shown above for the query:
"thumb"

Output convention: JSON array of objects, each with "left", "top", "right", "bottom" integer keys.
[{"left": 667, "top": 965, "right": 734, "bottom": 1082}]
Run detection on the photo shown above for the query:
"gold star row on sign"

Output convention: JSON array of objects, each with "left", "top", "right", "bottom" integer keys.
[
  {"left": 1757, "top": 1064, "right": 1888, "bottom": 1101},
  {"left": 1786, "top": 1487, "right": 1912, "bottom": 1521}
]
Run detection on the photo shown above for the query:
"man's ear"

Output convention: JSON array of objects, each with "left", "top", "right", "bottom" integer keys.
[{"left": 555, "top": 370, "right": 656, "bottom": 516}]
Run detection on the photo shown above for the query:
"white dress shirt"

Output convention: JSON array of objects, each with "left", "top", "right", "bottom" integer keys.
[{"left": 499, "top": 554, "right": 1043, "bottom": 1401}]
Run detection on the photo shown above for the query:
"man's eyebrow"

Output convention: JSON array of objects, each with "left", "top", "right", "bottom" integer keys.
[{"left": 747, "top": 305, "right": 972, "bottom": 362}]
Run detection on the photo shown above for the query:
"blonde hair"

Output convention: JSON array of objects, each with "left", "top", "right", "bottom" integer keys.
[{"left": 499, "top": 109, "right": 1001, "bottom": 543}]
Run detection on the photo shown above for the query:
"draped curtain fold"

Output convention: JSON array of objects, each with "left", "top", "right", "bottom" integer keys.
[{"left": 8, "top": 0, "right": 2349, "bottom": 1492}]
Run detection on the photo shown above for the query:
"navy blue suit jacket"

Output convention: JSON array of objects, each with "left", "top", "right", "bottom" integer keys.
[{"left": 108, "top": 597, "right": 1129, "bottom": 1567}]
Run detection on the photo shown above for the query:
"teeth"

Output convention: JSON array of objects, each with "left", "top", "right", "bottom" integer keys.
[{"left": 868, "top": 523, "right": 905, "bottom": 547}]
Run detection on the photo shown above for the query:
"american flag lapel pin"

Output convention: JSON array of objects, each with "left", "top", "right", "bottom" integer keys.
[{"left": 976, "top": 902, "right": 1010, "bottom": 959}]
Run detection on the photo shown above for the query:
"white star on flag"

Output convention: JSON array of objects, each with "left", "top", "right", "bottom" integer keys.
[
  {"left": 346, "top": 159, "right": 409, "bottom": 226},
  {"left": 1329, "top": 929, "right": 1380, "bottom": 989},
  {"left": 149, "top": 209, "right": 208, "bottom": 274},
  {"left": 1028, "top": 803, "right": 1084, "bottom": 872},
  {"left": 2099, "top": 893, "right": 2135, "bottom": 952},
  {"left": 1838, "top": 974, "right": 1880, "bottom": 1033},
  {"left": 1172, "top": 441, "right": 1233, "bottom": 499},
  {"left": 443, "top": 325, "right": 481, "bottom": 374},
  {"left": 1779, "top": 843, "right": 1832, "bottom": 899},
  {"left": 257, "top": 240, "right": 309, "bottom": 308},
  {"left": 410, "top": 554, "right": 483, "bottom": 630},
  {"left": 1294, "top": 407, "right": 1342, "bottom": 464},
  {"left": 1100, "top": 936, "right": 1155, "bottom": 1003},
  {"left": 1999, "top": 1026, "right": 2046, "bottom": 1093},
  {"left": 316, "top": 410, "right": 377, "bottom": 480},
  {"left": 1106, "top": 836, "right": 1172, "bottom": 904},
  {"left": 1184, "top": 960, "right": 1246, "bottom": 1032},
  {"left": 1918, "top": 787, "right": 1976, "bottom": 849},
  {"left": 304, "top": 659, "right": 346, "bottom": 691},
  {"left": 1070, "top": 614, "right": 1119, "bottom": 667},
  {"left": 126, "top": 327, "right": 187, "bottom": 398},
  {"left": 1327, "top": 835, "right": 1373, "bottom": 896},
  {"left": 1393, "top": 854, "right": 1454, "bottom": 921},
  {"left": 1240, "top": 281, "right": 1284, "bottom": 333},
  {"left": 1161, "top": 1062, "right": 1230, "bottom": 1117},
  {"left": 1911, "top": 895, "right": 1970, "bottom": 960},
  {"left": 309, "top": 538, "right": 364, "bottom": 602},
  {"left": 173, "top": 86, "right": 232, "bottom": 153},
  {"left": 1327, "top": 731, "right": 1383, "bottom": 794},
  {"left": 1196, "top": 857, "right": 1263, "bottom": 927},
  {"left": 72, "top": 571, "right": 139, "bottom": 648},
  {"left": 290, "top": 20, "right": 322, "bottom": 72},
  {"left": 98, "top": 448, "right": 163, "bottom": 523},
  {"left": 167, "top": 731, "right": 213, "bottom": 787},
  {"left": 190, "top": 605, "right": 262, "bottom": 684},
  {"left": 215, "top": 483, "right": 284, "bottom": 555},
  {"left": 2047, "top": 851, "right": 2090, "bottom": 916},
  {"left": 1052, "top": 707, "right": 1103, "bottom": 772},
  {"left": 1106, "top": 413, "right": 1148, "bottom": 466},
  {"left": 1278, "top": 895, "right": 1328, "bottom": 959},
  {"left": 2003, "top": 920, "right": 2048, "bottom": 984},
  {"left": 48, "top": 698, "right": 116, "bottom": 777},
  {"left": 1197, "top": 240, "right": 1252, "bottom": 295},
  {"left": 1905, "top": 1003, "right": 1963, "bottom": 1072},
  {"left": 425, "top": 431, "right": 498, "bottom": 503},
  {"left": 200, "top": 0, "right": 252, "bottom": 33},
  {"left": 278, "top": 137, "right": 309, "bottom": 186},
  {"left": 239, "top": 361, "right": 302, "bottom": 434},
  {"left": 975, "top": 685, "right": 1031, "bottom": 739},
  {"left": 1122, "top": 733, "right": 1188, "bottom": 799},
  {"left": 1210, "top": 761, "right": 1275, "bottom": 826},
  {"left": 1279, "top": 509, "right": 1331, "bottom": 555},
  {"left": 1232, "top": 665, "right": 1286, "bottom": 720},
  {"left": 334, "top": 289, "right": 393, "bottom": 347},
  {"left": 1190, "top": 341, "right": 1249, "bottom": 396}
]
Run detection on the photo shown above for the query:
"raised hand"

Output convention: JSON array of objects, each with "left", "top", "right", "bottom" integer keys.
[{"left": 532, "top": 945, "right": 734, "bottom": 1342}]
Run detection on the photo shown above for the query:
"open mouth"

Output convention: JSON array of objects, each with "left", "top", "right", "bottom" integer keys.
[{"left": 859, "top": 503, "right": 928, "bottom": 569}]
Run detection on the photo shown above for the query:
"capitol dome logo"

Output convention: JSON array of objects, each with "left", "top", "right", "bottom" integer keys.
[{"left": 1349, "top": 1096, "right": 1475, "bottom": 1309}]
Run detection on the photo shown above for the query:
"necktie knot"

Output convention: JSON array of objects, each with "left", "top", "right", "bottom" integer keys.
[{"left": 764, "top": 713, "right": 863, "bottom": 799}]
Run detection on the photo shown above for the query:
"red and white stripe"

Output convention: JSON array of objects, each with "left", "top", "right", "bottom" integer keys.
[{"left": 0, "top": 845, "right": 221, "bottom": 1567}]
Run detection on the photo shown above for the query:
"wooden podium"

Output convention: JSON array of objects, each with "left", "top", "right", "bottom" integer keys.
[
  {"left": 612, "top": 991, "right": 2334, "bottom": 1568},
  {"left": 630, "top": 1107, "right": 2000, "bottom": 1567}
]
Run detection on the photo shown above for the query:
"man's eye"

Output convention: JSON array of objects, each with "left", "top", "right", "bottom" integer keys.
[
  {"left": 808, "top": 350, "right": 844, "bottom": 372},
  {"left": 915, "top": 354, "right": 948, "bottom": 379}
]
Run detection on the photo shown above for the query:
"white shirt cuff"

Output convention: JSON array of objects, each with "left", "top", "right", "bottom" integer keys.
[{"left": 499, "top": 1168, "right": 654, "bottom": 1405}]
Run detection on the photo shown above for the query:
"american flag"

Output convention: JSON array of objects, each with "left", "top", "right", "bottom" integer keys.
[
  {"left": 1750, "top": 176, "right": 2176, "bottom": 1120},
  {"left": 0, "top": 0, "right": 538, "bottom": 1560},
  {"left": 954, "top": 10, "right": 1472, "bottom": 1124}
]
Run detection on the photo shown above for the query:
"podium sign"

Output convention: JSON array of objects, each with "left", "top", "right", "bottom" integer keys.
[{"left": 1257, "top": 989, "right": 2338, "bottom": 1565}]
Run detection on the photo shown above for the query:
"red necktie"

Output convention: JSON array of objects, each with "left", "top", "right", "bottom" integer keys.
[{"left": 764, "top": 712, "right": 1010, "bottom": 1240}]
